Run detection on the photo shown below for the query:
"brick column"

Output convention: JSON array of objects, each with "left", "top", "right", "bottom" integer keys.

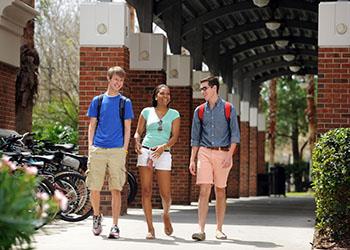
[
  {"left": 249, "top": 108, "right": 258, "bottom": 196},
  {"left": 257, "top": 113, "right": 266, "bottom": 174},
  {"left": 79, "top": 46, "right": 130, "bottom": 215},
  {"left": 317, "top": 2, "right": 350, "bottom": 134},
  {"left": 0, "top": 62, "right": 17, "bottom": 130},
  {"left": 239, "top": 101, "right": 250, "bottom": 197}
]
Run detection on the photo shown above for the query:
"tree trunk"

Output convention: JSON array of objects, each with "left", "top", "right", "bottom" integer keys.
[
  {"left": 16, "top": 1, "right": 39, "bottom": 134},
  {"left": 306, "top": 75, "right": 317, "bottom": 153},
  {"left": 291, "top": 122, "right": 300, "bottom": 163},
  {"left": 268, "top": 78, "right": 277, "bottom": 169}
]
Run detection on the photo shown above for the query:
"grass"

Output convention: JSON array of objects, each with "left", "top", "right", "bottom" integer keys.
[{"left": 286, "top": 191, "right": 314, "bottom": 197}]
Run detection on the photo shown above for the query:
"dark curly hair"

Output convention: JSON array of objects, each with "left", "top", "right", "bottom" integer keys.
[{"left": 152, "top": 84, "right": 170, "bottom": 107}]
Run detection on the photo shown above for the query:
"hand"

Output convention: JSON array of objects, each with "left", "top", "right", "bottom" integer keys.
[
  {"left": 134, "top": 139, "right": 142, "bottom": 155},
  {"left": 189, "top": 161, "right": 196, "bottom": 176},
  {"left": 151, "top": 145, "right": 165, "bottom": 159},
  {"left": 222, "top": 153, "right": 233, "bottom": 168}
]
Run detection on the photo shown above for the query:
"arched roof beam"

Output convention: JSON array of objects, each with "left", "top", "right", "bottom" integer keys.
[
  {"left": 213, "top": 36, "right": 317, "bottom": 56},
  {"left": 252, "top": 68, "right": 317, "bottom": 86},
  {"left": 192, "top": 21, "right": 317, "bottom": 49},
  {"left": 180, "top": 0, "right": 318, "bottom": 36},
  {"left": 242, "top": 60, "right": 317, "bottom": 80},
  {"left": 231, "top": 49, "right": 317, "bottom": 70}
]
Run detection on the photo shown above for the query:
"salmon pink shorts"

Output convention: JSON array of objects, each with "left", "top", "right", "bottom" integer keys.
[{"left": 196, "top": 147, "right": 232, "bottom": 188}]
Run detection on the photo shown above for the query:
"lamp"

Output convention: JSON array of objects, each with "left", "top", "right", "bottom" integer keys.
[
  {"left": 275, "top": 40, "right": 289, "bottom": 48},
  {"left": 253, "top": 0, "right": 270, "bottom": 7},
  {"left": 289, "top": 65, "right": 301, "bottom": 72},
  {"left": 265, "top": 21, "right": 281, "bottom": 30},
  {"left": 283, "top": 54, "right": 295, "bottom": 62}
]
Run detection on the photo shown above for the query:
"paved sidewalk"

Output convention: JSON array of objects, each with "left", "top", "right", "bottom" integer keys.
[{"left": 33, "top": 196, "right": 315, "bottom": 250}]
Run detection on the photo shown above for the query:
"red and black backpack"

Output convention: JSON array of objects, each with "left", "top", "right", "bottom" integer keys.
[{"left": 198, "top": 102, "right": 231, "bottom": 124}]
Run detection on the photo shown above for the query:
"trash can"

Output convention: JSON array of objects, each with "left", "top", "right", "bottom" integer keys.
[
  {"left": 269, "top": 166, "right": 286, "bottom": 196},
  {"left": 257, "top": 173, "right": 270, "bottom": 196}
]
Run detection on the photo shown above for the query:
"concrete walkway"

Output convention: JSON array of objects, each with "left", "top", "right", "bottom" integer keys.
[{"left": 33, "top": 196, "right": 315, "bottom": 250}]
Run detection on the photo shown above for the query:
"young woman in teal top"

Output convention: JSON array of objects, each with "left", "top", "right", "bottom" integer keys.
[{"left": 134, "top": 84, "right": 181, "bottom": 239}]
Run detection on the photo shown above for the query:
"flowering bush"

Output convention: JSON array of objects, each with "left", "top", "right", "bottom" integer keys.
[{"left": 0, "top": 156, "right": 64, "bottom": 250}]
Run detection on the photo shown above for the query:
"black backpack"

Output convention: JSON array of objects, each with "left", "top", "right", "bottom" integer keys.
[{"left": 96, "top": 94, "right": 128, "bottom": 133}]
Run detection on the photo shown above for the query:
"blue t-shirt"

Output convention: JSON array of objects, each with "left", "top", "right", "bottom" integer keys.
[
  {"left": 141, "top": 107, "right": 180, "bottom": 148},
  {"left": 87, "top": 94, "right": 134, "bottom": 148}
]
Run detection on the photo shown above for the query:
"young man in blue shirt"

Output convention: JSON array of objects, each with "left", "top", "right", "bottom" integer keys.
[
  {"left": 189, "top": 76, "right": 240, "bottom": 241},
  {"left": 86, "top": 66, "right": 134, "bottom": 239}
]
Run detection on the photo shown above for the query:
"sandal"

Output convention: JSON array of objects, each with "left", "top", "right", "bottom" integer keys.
[
  {"left": 192, "top": 232, "right": 206, "bottom": 241},
  {"left": 162, "top": 213, "right": 173, "bottom": 236},
  {"left": 146, "top": 230, "right": 155, "bottom": 240},
  {"left": 215, "top": 230, "right": 227, "bottom": 240}
]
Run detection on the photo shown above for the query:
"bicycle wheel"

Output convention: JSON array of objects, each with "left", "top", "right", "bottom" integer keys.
[
  {"left": 54, "top": 172, "right": 92, "bottom": 222},
  {"left": 127, "top": 172, "right": 138, "bottom": 204}
]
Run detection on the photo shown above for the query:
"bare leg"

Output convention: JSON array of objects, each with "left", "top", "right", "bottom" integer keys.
[
  {"left": 91, "top": 190, "right": 101, "bottom": 216},
  {"left": 215, "top": 187, "right": 226, "bottom": 232},
  {"left": 156, "top": 170, "right": 172, "bottom": 235},
  {"left": 139, "top": 166, "right": 154, "bottom": 236},
  {"left": 198, "top": 184, "right": 212, "bottom": 232},
  {"left": 111, "top": 189, "right": 121, "bottom": 225}
]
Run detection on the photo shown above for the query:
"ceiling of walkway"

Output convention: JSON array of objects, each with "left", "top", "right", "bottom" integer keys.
[{"left": 127, "top": 0, "right": 331, "bottom": 87}]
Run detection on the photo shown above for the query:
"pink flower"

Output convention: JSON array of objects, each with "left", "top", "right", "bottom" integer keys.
[
  {"left": 24, "top": 166, "right": 38, "bottom": 175},
  {"left": 54, "top": 190, "right": 68, "bottom": 211},
  {"left": 36, "top": 192, "right": 49, "bottom": 201},
  {"left": 2, "top": 156, "right": 17, "bottom": 171}
]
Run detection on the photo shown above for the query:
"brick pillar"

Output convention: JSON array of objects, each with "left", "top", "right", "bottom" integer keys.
[
  {"left": 126, "top": 70, "right": 167, "bottom": 208},
  {"left": 239, "top": 101, "right": 250, "bottom": 197},
  {"left": 257, "top": 131, "right": 266, "bottom": 174},
  {"left": 317, "top": 2, "right": 350, "bottom": 134},
  {"left": 0, "top": 62, "right": 17, "bottom": 130},
  {"left": 248, "top": 107, "right": 258, "bottom": 196},
  {"left": 317, "top": 48, "right": 350, "bottom": 133},
  {"left": 227, "top": 128, "right": 240, "bottom": 198},
  {"left": 79, "top": 46, "right": 129, "bottom": 216}
]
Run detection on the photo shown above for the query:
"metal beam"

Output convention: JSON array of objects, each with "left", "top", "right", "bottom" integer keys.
[
  {"left": 216, "top": 36, "right": 317, "bottom": 57},
  {"left": 181, "top": 0, "right": 318, "bottom": 36},
  {"left": 231, "top": 49, "right": 317, "bottom": 70},
  {"left": 252, "top": 68, "right": 317, "bottom": 85},
  {"left": 242, "top": 60, "right": 317, "bottom": 79},
  {"left": 187, "top": 25, "right": 204, "bottom": 70},
  {"left": 195, "top": 21, "right": 317, "bottom": 49},
  {"left": 132, "top": 0, "right": 153, "bottom": 33},
  {"left": 162, "top": 1, "right": 182, "bottom": 54}
]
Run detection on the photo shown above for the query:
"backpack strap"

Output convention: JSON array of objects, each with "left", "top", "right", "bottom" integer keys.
[
  {"left": 96, "top": 94, "right": 104, "bottom": 128},
  {"left": 224, "top": 101, "right": 231, "bottom": 122},
  {"left": 119, "top": 96, "right": 129, "bottom": 135},
  {"left": 198, "top": 103, "right": 205, "bottom": 122}
]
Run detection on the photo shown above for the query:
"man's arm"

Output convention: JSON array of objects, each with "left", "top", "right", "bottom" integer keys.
[{"left": 88, "top": 117, "right": 97, "bottom": 147}]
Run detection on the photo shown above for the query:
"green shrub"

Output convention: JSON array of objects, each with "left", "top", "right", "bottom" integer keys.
[
  {"left": 312, "top": 128, "right": 350, "bottom": 242},
  {"left": 0, "top": 157, "right": 59, "bottom": 250}
]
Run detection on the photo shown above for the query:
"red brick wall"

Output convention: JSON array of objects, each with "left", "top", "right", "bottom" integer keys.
[
  {"left": 257, "top": 131, "right": 266, "bottom": 174},
  {"left": 0, "top": 62, "right": 17, "bottom": 130},
  {"left": 249, "top": 127, "right": 258, "bottom": 196},
  {"left": 79, "top": 46, "right": 129, "bottom": 216},
  {"left": 317, "top": 48, "right": 350, "bottom": 134},
  {"left": 239, "top": 121, "right": 249, "bottom": 197}
]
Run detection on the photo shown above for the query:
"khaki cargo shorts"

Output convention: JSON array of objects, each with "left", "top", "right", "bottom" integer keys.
[{"left": 86, "top": 146, "right": 127, "bottom": 191}]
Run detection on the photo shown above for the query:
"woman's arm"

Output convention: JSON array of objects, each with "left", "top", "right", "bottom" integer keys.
[{"left": 134, "top": 113, "right": 146, "bottom": 154}]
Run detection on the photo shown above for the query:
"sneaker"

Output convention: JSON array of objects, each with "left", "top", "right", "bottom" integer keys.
[
  {"left": 92, "top": 214, "right": 103, "bottom": 236},
  {"left": 192, "top": 232, "right": 206, "bottom": 241},
  {"left": 215, "top": 230, "right": 227, "bottom": 240},
  {"left": 108, "top": 225, "right": 120, "bottom": 239}
]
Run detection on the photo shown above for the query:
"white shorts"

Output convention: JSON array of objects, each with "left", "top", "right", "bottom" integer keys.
[{"left": 137, "top": 147, "right": 172, "bottom": 171}]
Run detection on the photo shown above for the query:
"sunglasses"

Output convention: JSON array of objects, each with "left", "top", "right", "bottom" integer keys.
[
  {"left": 200, "top": 86, "right": 211, "bottom": 92},
  {"left": 157, "top": 120, "right": 163, "bottom": 131}
]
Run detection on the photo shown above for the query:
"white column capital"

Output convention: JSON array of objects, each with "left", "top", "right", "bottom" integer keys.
[
  {"left": 240, "top": 101, "right": 249, "bottom": 122},
  {"left": 249, "top": 107, "right": 258, "bottom": 127},
  {"left": 319, "top": 2, "right": 350, "bottom": 47},
  {"left": 167, "top": 55, "right": 192, "bottom": 87},
  {"left": 258, "top": 113, "right": 266, "bottom": 131}
]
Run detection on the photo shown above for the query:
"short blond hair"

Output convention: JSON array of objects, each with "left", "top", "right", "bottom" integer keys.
[{"left": 107, "top": 66, "right": 126, "bottom": 80}]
